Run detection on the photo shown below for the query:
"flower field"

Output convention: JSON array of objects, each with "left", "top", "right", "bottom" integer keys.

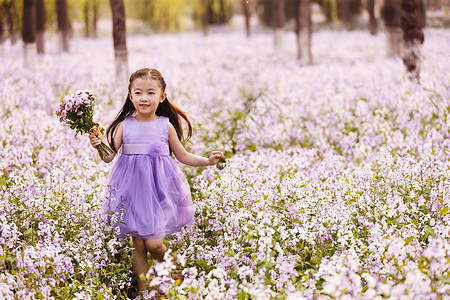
[{"left": 0, "top": 28, "right": 449, "bottom": 299}]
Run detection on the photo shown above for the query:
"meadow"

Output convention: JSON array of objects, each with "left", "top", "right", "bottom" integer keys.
[{"left": 0, "top": 27, "right": 449, "bottom": 299}]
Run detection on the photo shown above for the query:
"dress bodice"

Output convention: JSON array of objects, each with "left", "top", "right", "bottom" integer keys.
[{"left": 121, "top": 116, "right": 170, "bottom": 156}]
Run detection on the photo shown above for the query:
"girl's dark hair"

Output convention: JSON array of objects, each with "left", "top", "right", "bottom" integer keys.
[{"left": 106, "top": 68, "right": 192, "bottom": 153}]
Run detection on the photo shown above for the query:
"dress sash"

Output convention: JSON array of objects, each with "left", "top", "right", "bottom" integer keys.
[{"left": 122, "top": 143, "right": 170, "bottom": 156}]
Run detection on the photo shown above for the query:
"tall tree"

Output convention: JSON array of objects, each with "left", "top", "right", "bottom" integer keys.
[
  {"left": 83, "top": 0, "right": 99, "bottom": 38},
  {"left": 109, "top": 0, "right": 128, "bottom": 85},
  {"left": 36, "top": 0, "right": 45, "bottom": 54},
  {"left": 241, "top": 0, "right": 251, "bottom": 37},
  {"left": 401, "top": 0, "right": 424, "bottom": 82},
  {"left": 83, "top": 1, "right": 90, "bottom": 37},
  {"left": 93, "top": 0, "right": 98, "bottom": 37},
  {"left": 5, "top": 0, "right": 19, "bottom": 44},
  {"left": 338, "top": 0, "right": 350, "bottom": 29},
  {"left": 367, "top": 0, "right": 377, "bottom": 35},
  {"left": 320, "top": 0, "right": 338, "bottom": 24},
  {"left": 22, "top": 0, "right": 37, "bottom": 70},
  {"left": 295, "top": 0, "right": 312, "bottom": 64},
  {"left": 192, "top": 0, "right": 212, "bottom": 35},
  {"left": 271, "top": 0, "right": 285, "bottom": 51},
  {"left": 381, "top": 0, "right": 402, "bottom": 57},
  {"left": 152, "top": 0, "right": 187, "bottom": 33},
  {"left": 56, "top": 0, "right": 70, "bottom": 52},
  {"left": 0, "top": 4, "right": 4, "bottom": 43}
]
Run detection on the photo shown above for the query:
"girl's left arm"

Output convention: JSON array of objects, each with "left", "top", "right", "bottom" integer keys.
[{"left": 169, "top": 124, "right": 222, "bottom": 167}]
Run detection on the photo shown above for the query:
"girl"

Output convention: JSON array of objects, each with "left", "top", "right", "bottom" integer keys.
[{"left": 89, "top": 68, "right": 223, "bottom": 299}]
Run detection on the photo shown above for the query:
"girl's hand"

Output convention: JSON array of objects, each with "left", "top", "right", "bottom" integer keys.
[
  {"left": 208, "top": 151, "right": 223, "bottom": 165},
  {"left": 89, "top": 133, "right": 103, "bottom": 148}
]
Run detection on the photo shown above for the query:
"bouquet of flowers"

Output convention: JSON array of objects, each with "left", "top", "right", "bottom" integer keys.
[{"left": 56, "top": 89, "right": 114, "bottom": 160}]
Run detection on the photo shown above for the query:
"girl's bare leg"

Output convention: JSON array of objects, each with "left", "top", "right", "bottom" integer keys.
[
  {"left": 145, "top": 237, "right": 167, "bottom": 262},
  {"left": 132, "top": 237, "right": 149, "bottom": 292}
]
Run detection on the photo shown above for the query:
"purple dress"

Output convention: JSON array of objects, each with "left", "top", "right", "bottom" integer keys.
[{"left": 103, "top": 116, "right": 194, "bottom": 239}]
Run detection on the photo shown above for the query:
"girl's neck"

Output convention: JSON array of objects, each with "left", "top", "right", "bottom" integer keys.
[{"left": 134, "top": 114, "right": 159, "bottom": 122}]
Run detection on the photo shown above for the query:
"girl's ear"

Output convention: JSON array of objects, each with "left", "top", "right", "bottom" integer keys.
[{"left": 160, "top": 92, "right": 167, "bottom": 103}]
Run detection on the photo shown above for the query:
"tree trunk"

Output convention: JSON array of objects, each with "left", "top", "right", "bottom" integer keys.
[
  {"left": 323, "top": 0, "right": 339, "bottom": 24},
  {"left": 56, "top": 0, "right": 70, "bottom": 52},
  {"left": 159, "top": 10, "right": 167, "bottom": 33},
  {"left": 202, "top": 0, "right": 210, "bottom": 36},
  {"left": 5, "top": 0, "right": 19, "bottom": 44},
  {"left": 401, "top": 0, "right": 425, "bottom": 82},
  {"left": 22, "top": 0, "right": 37, "bottom": 70},
  {"left": 93, "top": 0, "right": 98, "bottom": 38},
  {"left": 241, "top": 0, "right": 251, "bottom": 38},
  {"left": 0, "top": 6, "right": 4, "bottom": 43},
  {"left": 367, "top": 0, "right": 377, "bottom": 35},
  {"left": 338, "top": 0, "right": 351, "bottom": 30},
  {"left": 295, "top": 0, "right": 312, "bottom": 64},
  {"left": 83, "top": 0, "right": 98, "bottom": 38},
  {"left": 271, "top": 0, "right": 285, "bottom": 51},
  {"left": 36, "top": 0, "right": 45, "bottom": 54},
  {"left": 84, "top": 1, "right": 90, "bottom": 37},
  {"left": 109, "top": 0, "right": 128, "bottom": 85},
  {"left": 381, "top": 0, "right": 402, "bottom": 57}
]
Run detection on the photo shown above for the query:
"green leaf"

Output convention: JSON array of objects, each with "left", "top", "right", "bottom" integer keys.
[
  {"left": 238, "top": 201, "right": 243, "bottom": 208},
  {"left": 440, "top": 275, "right": 450, "bottom": 284},
  {"left": 404, "top": 236, "right": 414, "bottom": 245},
  {"left": 0, "top": 179, "right": 6, "bottom": 185},
  {"left": 238, "top": 290, "right": 247, "bottom": 300},
  {"left": 424, "top": 225, "right": 436, "bottom": 237},
  {"left": 439, "top": 206, "right": 449, "bottom": 216},
  {"left": 196, "top": 259, "right": 207, "bottom": 268}
]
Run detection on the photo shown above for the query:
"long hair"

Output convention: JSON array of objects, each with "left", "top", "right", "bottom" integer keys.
[{"left": 106, "top": 68, "right": 192, "bottom": 153}]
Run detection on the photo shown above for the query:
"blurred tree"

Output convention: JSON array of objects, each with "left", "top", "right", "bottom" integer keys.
[
  {"left": 241, "top": 0, "right": 251, "bottom": 37},
  {"left": 56, "top": 0, "right": 70, "bottom": 52},
  {"left": 319, "top": 0, "right": 338, "bottom": 23},
  {"left": 4, "top": 0, "right": 19, "bottom": 44},
  {"left": 82, "top": 0, "right": 99, "bottom": 37},
  {"left": 295, "top": 0, "right": 312, "bottom": 64},
  {"left": 316, "top": 0, "right": 361, "bottom": 29},
  {"left": 191, "top": 0, "right": 209, "bottom": 35},
  {"left": 257, "top": 0, "right": 296, "bottom": 27},
  {"left": 36, "top": 0, "right": 45, "bottom": 53},
  {"left": 338, "top": 0, "right": 350, "bottom": 29},
  {"left": 0, "top": 3, "right": 4, "bottom": 43},
  {"left": 381, "top": 0, "right": 402, "bottom": 57},
  {"left": 22, "top": 0, "right": 36, "bottom": 70},
  {"left": 208, "top": 0, "right": 232, "bottom": 24},
  {"left": 153, "top": 0, "right": 186, "bottom": 33},
  {"left": 338, "top": 0, "right": 362, "bottom": 29},
  {"left": 126, "top": 0, "right": 152, "bottom": 25},
  {"left": 192, "top": 0, "right": 233, "bottom": 35},
  {"left": 271, "top": 0, "right": 285, "bottom": 51},
  {"left": 126, "top": 0, "right": 188, "bottom": 34},
  {"left": 93, "top": 0, "right": 98, "bottom": 36},
  {"left": 401, "top": 0, "right": 424, "bottom": 82},
  {"left": 367, "top": 0, "right": 377, "bottom": 35},
  {"left": 110, "top": 0, "right": 128, "bottom": 84}
]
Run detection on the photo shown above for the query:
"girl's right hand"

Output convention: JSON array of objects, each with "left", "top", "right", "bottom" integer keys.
[{"left": 89, "top": 133, "right": 103, "bottom": 148}]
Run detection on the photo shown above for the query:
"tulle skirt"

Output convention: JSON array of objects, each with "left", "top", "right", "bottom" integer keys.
[{"left": 102, "top": 154, "right": 194, "bottom": 239}]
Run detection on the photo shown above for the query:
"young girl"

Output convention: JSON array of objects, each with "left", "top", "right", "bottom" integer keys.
[{"left": 89, "top": 68, "right": 222, "bottom": 298}]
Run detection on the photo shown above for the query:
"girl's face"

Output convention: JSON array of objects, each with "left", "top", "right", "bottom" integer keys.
[{"left": 129, "top": 77, "right": 166, "bottom": 120}]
